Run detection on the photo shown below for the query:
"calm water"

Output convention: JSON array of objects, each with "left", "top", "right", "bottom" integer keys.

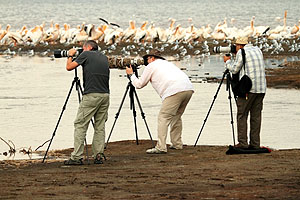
[
  {"left": 0, "top": 0, "right": 299, "bottom": 31},
  {"left": 0, "top": 56, "right": 299, "bottom": 160}
]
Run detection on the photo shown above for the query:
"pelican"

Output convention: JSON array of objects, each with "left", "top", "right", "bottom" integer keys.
[
  {"left": 121, "top": 20, "right": 136, "bottom": 42},
  {"left": 270, "top": 10, "right": 287, "bottom": 34},
  {"left": 44, "top": 23, "right": 60, "bottom": 43},
  {"left": 24, "top": 25, "right": 45, "bottom": 45},
  {"left": 157, "top": 18, "right": 176, "bottom": 42},
  {"left": 0, "top": 24, "right": 10, "bottom": 42},
  {"left": 134, "top": 21, "right": 148, "bottom": 43},
  {"left": 145, "top": 22, "right": 159, "bottom": 42},
  {"left": 87, "top": 24, "right": 104, "bottom": 41},
  {"left": 290, "top": 21, "right": 300, "bottom": 35},
  {"left": 168, "top": 24, "right": 185, "bottom": 43},
  {"left": 71, "top": 22, "right": 88, "bottom": 44}
]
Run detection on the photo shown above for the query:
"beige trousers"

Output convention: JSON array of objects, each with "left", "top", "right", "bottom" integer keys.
[
  {"left": 71, "top": 93, "right": 109, "bottom": 160},
  {"left": 156, "top": 90, "right": 193, "bottom": 152}
]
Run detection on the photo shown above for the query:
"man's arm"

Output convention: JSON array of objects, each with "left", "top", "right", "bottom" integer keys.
[
  {"left": 66, "top": 48, "right": 79, "bottom": 71},
  {"left": 66, "top": 57, "right": 79, "bottom": 71},
  {"left": 225, "top": 50, "right": 243, "bottom": 74},
  {"left": 126, "top": 65, "right": 152, "bottom": 89}
]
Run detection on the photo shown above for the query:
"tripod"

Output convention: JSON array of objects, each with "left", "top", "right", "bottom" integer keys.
[
  {"left": 42, "top": 68, "right": 90, "bottom": 163},
  {"left": 194, "top": 69, "right": 236, "bottom": 147},
  {"left": 105, "top": 76, "right": 155, "bottom": 149}
]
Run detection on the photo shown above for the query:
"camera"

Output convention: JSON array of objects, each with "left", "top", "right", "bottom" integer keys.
[
  {"left": 127, "top": 59, "right": 139, "bottom": 77},
  {"left": 54, "top": 48, "right": 83, "bottom": 58},
  {"left": 213, "top": 44, "right": 237, "bottom": 54}
]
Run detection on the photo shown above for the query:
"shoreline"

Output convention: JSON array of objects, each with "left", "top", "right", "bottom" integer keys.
[{"left": 1, "top": 140, "right": 300, "bottom": 199}]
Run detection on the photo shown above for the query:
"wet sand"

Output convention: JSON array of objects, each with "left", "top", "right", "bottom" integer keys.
[{"left": 0, "top": 140, "right": 299, "bottom": 199}]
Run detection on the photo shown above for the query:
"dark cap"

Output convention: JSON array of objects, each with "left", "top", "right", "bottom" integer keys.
[{"left": 143, "top": 49, "right": 165, "bottom": 65}]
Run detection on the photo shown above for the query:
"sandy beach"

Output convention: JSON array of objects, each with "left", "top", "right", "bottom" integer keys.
[{"left": 0, "top": 140, "right": 299, "bottom": 199}]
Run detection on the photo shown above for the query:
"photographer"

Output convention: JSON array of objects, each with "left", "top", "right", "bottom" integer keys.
[
  {"left": 126, "top": 50, "right": 194, "bottom": 154},
  {"left": 64, "top": 40, "right": 110, "bottom": 165},
  {"left": 224, "top": 37, "right": 266, "bottom": 149}
]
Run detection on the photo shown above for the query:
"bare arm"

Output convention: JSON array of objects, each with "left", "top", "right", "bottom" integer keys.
[{"left": 66, "top": 48, "right": 79, "bottom": 71}]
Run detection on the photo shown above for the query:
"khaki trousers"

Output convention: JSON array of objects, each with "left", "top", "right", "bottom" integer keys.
[
  {"left": 71, "top": 93, "right": 109, "bottom": 160},
  {"left": 236, "top": 93, "right": 265, "bottom": 148},
  {"left": 156, "top": 90, "right": 193, "bottom": 152}
]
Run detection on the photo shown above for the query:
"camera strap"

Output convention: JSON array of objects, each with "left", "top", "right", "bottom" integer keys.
[{"left": 241, "top": 48, "right": 246, "bottom": 75}]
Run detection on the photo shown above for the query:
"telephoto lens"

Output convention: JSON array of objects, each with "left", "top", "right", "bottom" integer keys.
[
  {"left": 213, "top": 44, "right": 236, "bottom": 54},
  {"left": 53, "top": 48, "right": 83, "bottom": 58}
]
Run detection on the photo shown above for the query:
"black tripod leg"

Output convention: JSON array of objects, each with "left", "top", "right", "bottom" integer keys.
[
  {"left": 130, "top": 92, "right": 139, "bottom": 145},
  {"left": 105, "top": 83, "right": 130, "bottom": 149},
  {"left": 226, "top": 80, "right": 236, "bottom": 146},
  {"left": 132, "top": 89, "right": 155, "bottom": 148},
  {"left": 42, "top": 78, "right": 76, "bottom": 163},
  {"left": 194, "top": 70, "right": 227, "bottom": 147}
]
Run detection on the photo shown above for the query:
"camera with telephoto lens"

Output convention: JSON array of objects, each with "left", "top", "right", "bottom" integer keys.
[
  {"left": 213, "top": 44, "right": 237, "bottom": 54},
  {"left": 129, "top": 59, "right": 139, "bottom": 77},
  {"left": 53, "top": 48, "right": 84, "bottom": 58}
]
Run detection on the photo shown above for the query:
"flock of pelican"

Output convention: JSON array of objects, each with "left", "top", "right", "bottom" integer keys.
[{"left": 0, "top": 10, "right": 299, "bottom": 48}]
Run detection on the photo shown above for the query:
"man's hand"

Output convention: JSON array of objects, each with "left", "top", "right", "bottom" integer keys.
[
  {"left": 126, "top": 65, "right": 133, "bottom": 75},
  {"left": 68, "top": 48, "right": 77, "bottom": 57},
  {"left": 223, "top": 55, "right": 231, "bottom": 63}
]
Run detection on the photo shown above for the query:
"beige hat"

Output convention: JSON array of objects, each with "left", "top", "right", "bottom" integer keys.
[{"left": 235, "top": 37, "right": 248, "bottom": 45}]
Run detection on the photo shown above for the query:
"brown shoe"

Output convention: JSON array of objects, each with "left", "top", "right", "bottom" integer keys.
[
  {"left": 64, "top": 158, "right": 83, "bottom": 165},
  {"left": 248, "top": 145, "right": 260, "bottom": 150},
  {"left": 234, "top": 143, "right": 248, "bottom": 149}
]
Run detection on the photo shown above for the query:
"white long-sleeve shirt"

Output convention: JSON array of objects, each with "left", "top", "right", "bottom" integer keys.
[{"left": 131, "top": 59, "right": 194, "bottom": 100}]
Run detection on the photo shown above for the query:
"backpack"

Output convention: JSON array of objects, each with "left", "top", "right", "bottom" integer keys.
[{"left": 230, "top": 48, "right": 252, "bottom": 98}]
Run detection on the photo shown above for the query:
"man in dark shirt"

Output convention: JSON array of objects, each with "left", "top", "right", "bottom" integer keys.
[{"left": 64, "top": 40, "right": 110, "bottom": 165}]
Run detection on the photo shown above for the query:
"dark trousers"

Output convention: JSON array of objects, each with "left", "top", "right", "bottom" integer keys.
[{"left": 236, "top": 93, "right": 265, "bottom": 148}]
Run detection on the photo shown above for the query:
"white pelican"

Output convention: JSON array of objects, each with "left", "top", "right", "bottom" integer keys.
[
  {"left": 0, "top": 24, "right": 10, "bottom": 42},
  {"left": 168, "top": 24, "right": 185, "bottom": 43},
  {"left": 122, "top": 20, "right": 136, "bottom": 42},
  {"left": 134, "top": 21, "right": 148, "bottom": 43},
  {"left": 71, "top": 22, "right": 88, "bottom": 44},
  {"left": 270, "top": 10, "right": 287, "bottom": 34},
  {"left": 1, "top": 25, "right": 27, "bottom": 46},
  {"left": 157, "top": 18, "right": 176, "bottom": 42},
  {"left": 44, "top": 23, "right": 60, "bottom": 43},
  {"left": 145, "top": 22, "right": 159, "bottom": 42},
  {"left": 24, "top": 25, "right": 45, "bottom": 45}
]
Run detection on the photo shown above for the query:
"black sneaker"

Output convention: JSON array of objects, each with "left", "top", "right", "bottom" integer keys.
[
  {"left": 64, "top": 158, "right": 83, "bottom": 165},
  {"left": 94, "top": 153, "right": 105, "bottom": 164}
]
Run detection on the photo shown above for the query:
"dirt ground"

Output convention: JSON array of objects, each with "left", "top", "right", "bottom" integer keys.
[{"left": 0, "top": 140, "right": 299, "bottom": 200}]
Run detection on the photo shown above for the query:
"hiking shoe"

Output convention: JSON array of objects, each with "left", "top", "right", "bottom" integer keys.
[
  {"left": 169, "top": 145, "right": 183, "bottom": 150},
  {"left": 234, "top": 143, "right": 248, "bottom": 149},
  {"left": 64, "top": 158, "right": 83, "bottom": 165},
  {"left": 146, "top": 148, "right": 166, "bottom": 154},
  {"left": 248, "top": 145, "right": 260, "bottom": 150},
  {"left": 94, "top": 153, "right": 104, "bottom": 164}
]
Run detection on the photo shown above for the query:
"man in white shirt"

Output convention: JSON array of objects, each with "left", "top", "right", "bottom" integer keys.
[{"left": 126, "top": 50, "right": 194, "bottom": 154}]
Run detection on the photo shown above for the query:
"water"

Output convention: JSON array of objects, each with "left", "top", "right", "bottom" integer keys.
[
  {"left": 0, "top": 56, "right": 299, "bottom": 160},
  {"left": 0, "top": 0, "right": 299, "bottom": 31}
]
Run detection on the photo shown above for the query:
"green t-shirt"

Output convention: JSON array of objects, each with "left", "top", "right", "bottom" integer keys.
[{"left": 75, "top": 51, "right": 110, "bottom": 94}]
